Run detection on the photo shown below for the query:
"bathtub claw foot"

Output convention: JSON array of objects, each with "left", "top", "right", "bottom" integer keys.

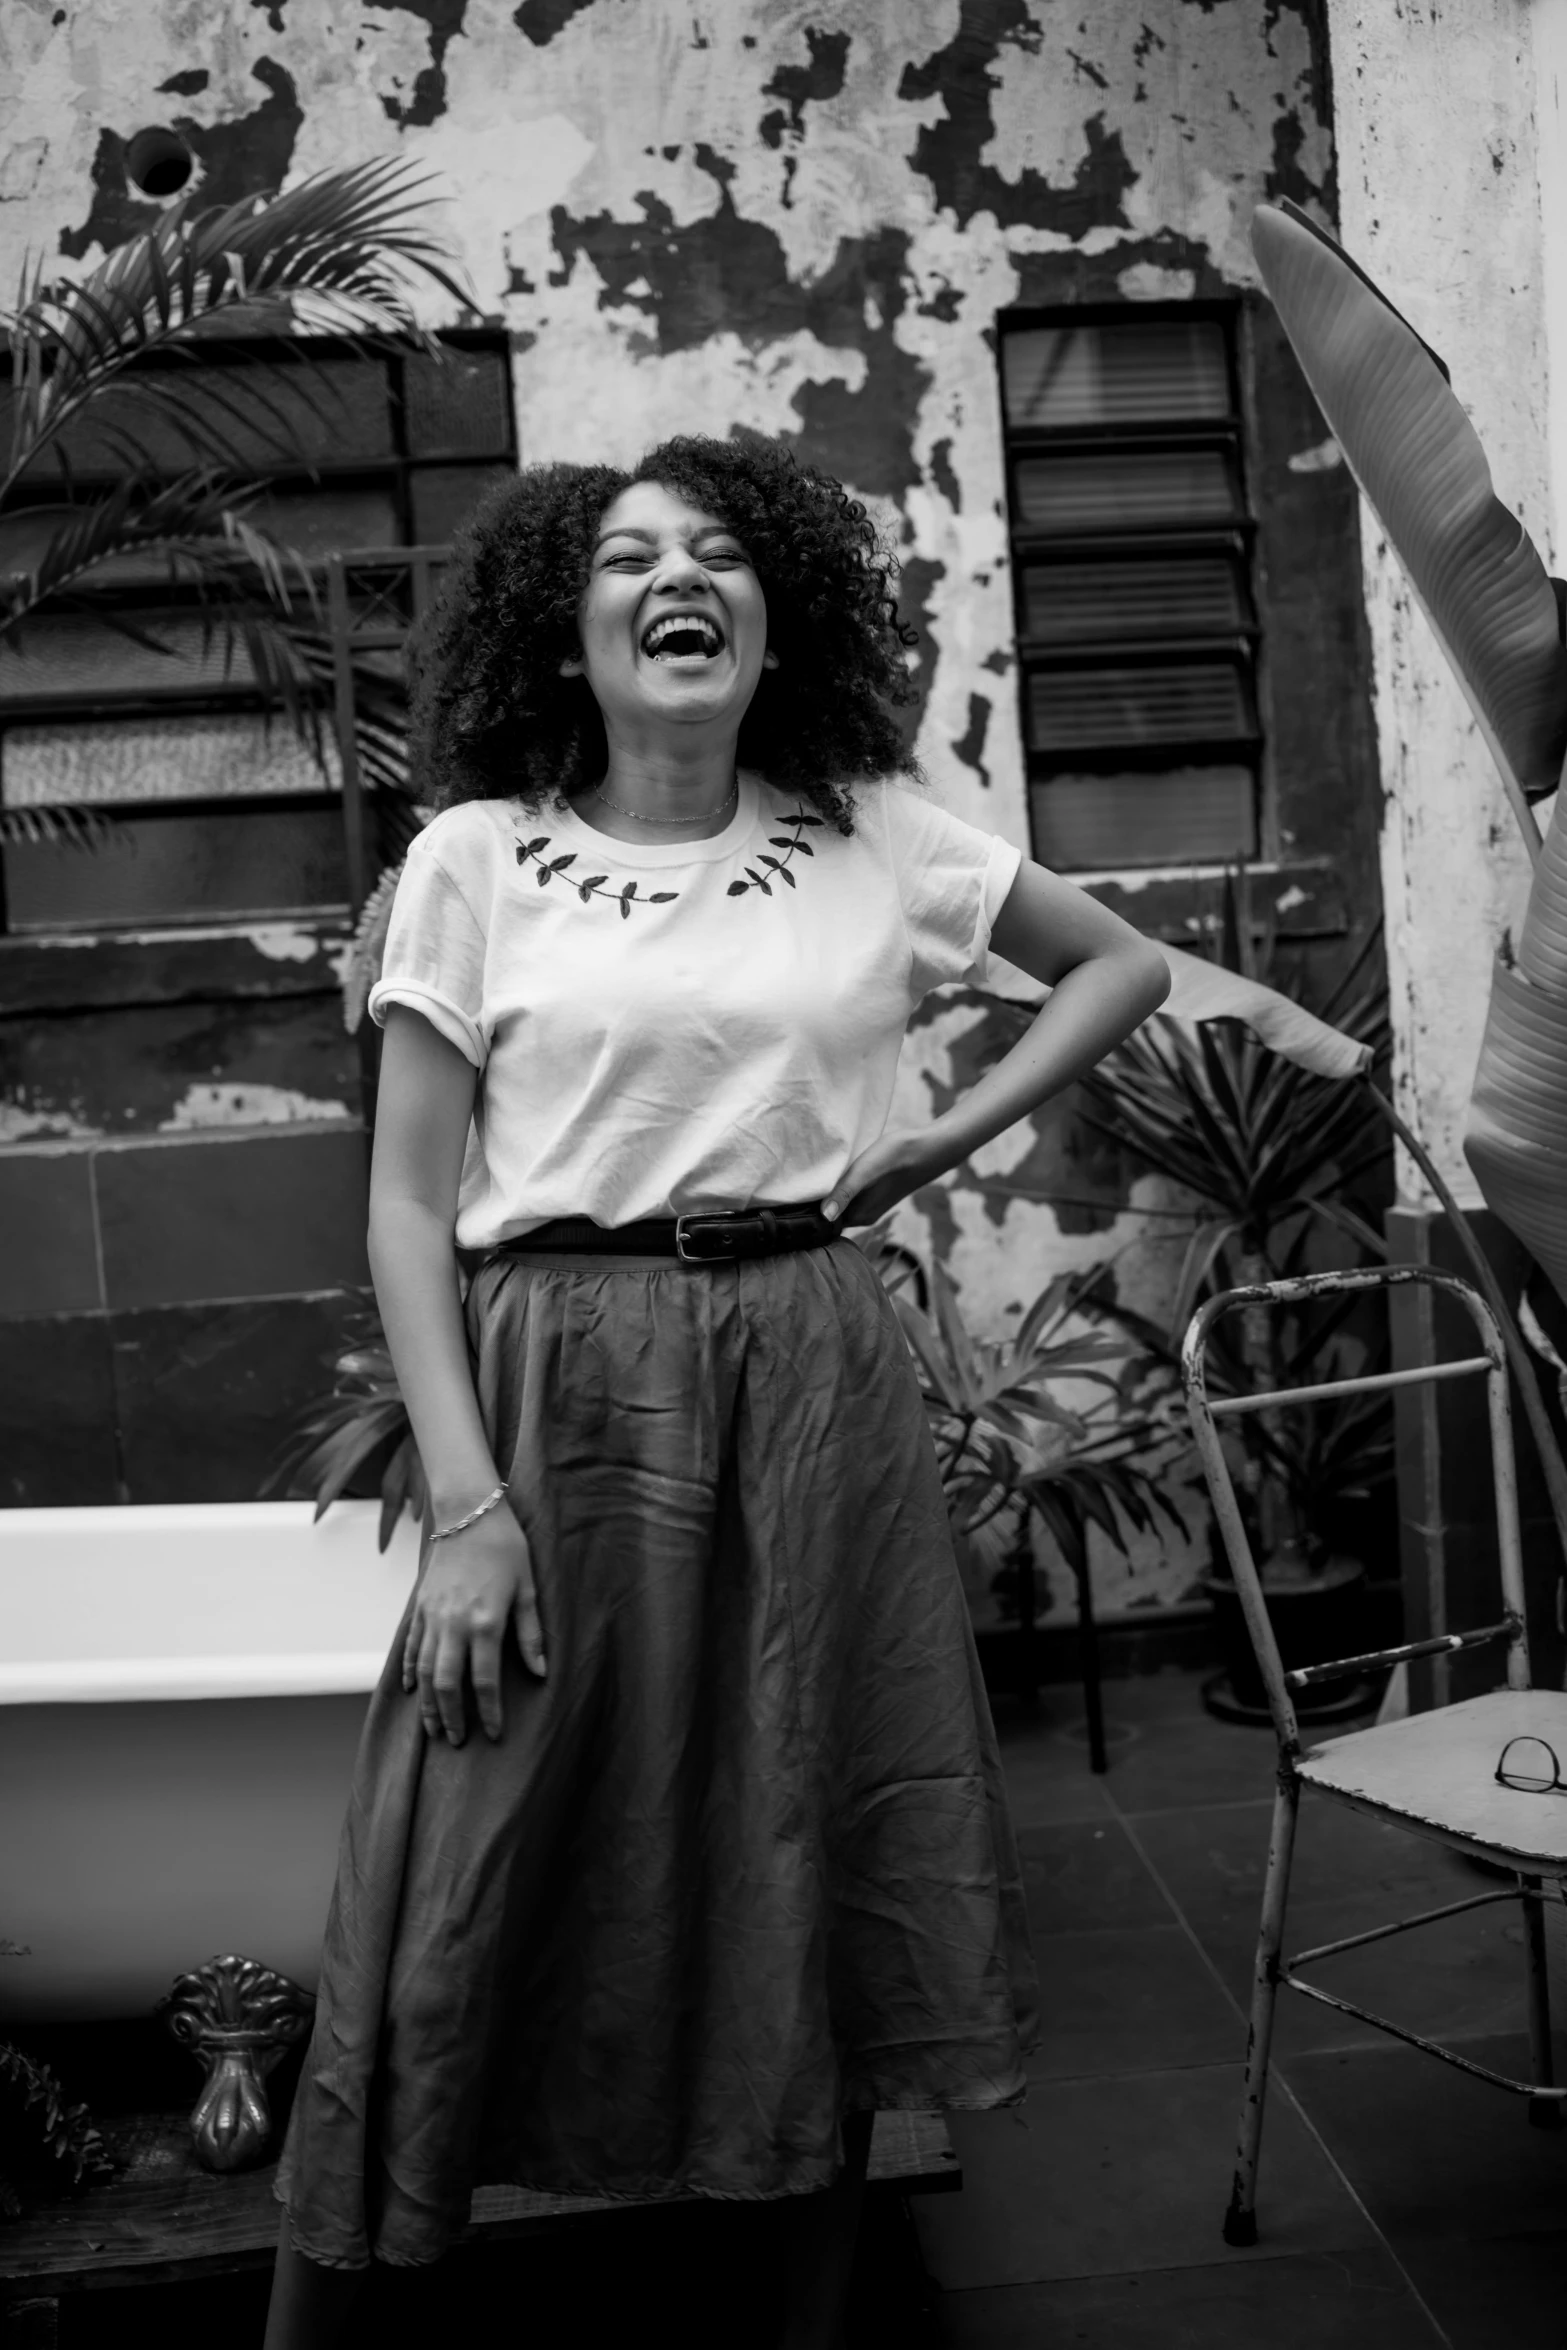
[{"left": 161, "top": 1954, "right": 315, "bottom": 2173}]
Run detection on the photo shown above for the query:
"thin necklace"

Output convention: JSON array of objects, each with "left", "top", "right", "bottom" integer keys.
[{"left": 593, "top": 781, "right": 738, "bottom": 826}]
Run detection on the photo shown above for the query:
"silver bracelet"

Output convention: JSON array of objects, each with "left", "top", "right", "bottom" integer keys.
[{"left": 430, "top": 1483, "right": 508, "bottom": 1543}]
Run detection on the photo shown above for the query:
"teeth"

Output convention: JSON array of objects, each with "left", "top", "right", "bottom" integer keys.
[{"left": 642, "top": 614, "right": 722, "bottom": 657}]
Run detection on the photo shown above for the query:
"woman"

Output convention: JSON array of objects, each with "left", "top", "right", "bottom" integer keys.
[{"left": 265, "top": 433, "right": 1169, "bottom": 2347}]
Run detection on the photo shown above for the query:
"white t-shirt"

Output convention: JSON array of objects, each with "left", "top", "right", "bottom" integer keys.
[{"left": 368, "top": 771, "right": 1023, "bottom": 1248}]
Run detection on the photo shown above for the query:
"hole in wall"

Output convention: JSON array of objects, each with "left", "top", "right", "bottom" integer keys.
[{"left": 123, "top": 126, "right": 195, "bottom": 199}]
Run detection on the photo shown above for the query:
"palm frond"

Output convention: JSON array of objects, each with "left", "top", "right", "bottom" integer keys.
[
  {"left": 0, "top": 799, "right": 123, "bottom": 852},
  {"left": 1, "top": 468, "right": 305, "bottom": 625},
  {"left": 0, "top": 472, "right": 424, "bottom": 852},
  {"left": 3, "top": 159, "right": 474, "bottom": 495}
]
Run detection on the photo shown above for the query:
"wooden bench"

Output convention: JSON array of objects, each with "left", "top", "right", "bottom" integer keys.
[{"left": 0, "top": 2109, "right": 959, "bottom": 2342}]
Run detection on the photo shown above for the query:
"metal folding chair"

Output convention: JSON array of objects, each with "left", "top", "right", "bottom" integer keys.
[{"left": 1182, "top": 1263, "right": 1567, "bottom": 2248}]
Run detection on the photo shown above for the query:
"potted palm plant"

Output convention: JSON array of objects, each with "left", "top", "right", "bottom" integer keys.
[
  {"left": 263, "top": 1295, "right": 425, "bottom": 1552},
  {"left": 869, "top": 1241, "right": 1190, "bottom": 1769},
  {"left": 0, "top": 1948, "right": 114, "bottom": 2223},
  {"left": 1076, "top": 919, "right": 1396, "bottom": 1718}
]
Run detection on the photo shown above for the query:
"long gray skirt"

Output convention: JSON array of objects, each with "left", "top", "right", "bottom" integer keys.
[{"left": 274, "top": 1237, "right": 1038, "bottom": 2268}]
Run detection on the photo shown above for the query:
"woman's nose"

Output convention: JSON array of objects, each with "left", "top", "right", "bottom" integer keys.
[{"left": 654, "top": 544, "right": 708, "bottom": 590}]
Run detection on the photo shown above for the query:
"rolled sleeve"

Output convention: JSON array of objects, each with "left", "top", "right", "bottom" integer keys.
[{"left": 880, "top": 785, "right": 1026, "bottom": 995}]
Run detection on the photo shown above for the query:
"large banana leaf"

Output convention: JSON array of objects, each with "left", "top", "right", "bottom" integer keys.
[
  {"left": 1161, "top": 943, "right": 1372, "bottom": 1078},
  {"left": 1251, "top": 198, "right": 1567, "bottom": 1311},
  {"left": 1252, "top": 197, "right": 1565, "bottom": 847}
]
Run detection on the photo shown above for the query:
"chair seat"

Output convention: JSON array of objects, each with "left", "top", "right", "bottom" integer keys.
[{"left": 1299, "top": 1687, "right": 1567, "bottom": 1870}]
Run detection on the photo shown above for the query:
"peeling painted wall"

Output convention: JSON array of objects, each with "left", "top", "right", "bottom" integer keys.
[
  {"left": 0, "top": 1, "right": 1366, "bottom": 1602},
  {"left": 1329, "top": 0, "right": 1553, "bottom": 1204},
  {"left": 1, "top": 0, "right": 1337, "bottom": 836}
]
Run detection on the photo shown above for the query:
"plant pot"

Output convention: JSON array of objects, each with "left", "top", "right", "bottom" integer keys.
[{"left": 1202, "top": 1553, "right": 1380, "bottom": 1725}]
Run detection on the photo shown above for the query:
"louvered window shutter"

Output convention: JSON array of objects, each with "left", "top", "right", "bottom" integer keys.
[{"left": 999, "top": 307, "right": 1260, "bottom": 872}]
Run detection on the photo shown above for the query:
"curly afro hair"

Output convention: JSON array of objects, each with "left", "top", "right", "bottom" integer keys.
[{"left": 409, "top": 431, "right": 921, "bottom": 834}]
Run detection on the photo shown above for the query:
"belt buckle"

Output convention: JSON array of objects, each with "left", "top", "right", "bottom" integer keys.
[
  {"left": 675, "top": 1210, "right": 766, "bottom": 1262},
  {"left": 675, "top": 1208, "right": 786, "bottom": 1263},
  {"left": 675, "top": 1212, "right": 721, "bottom": 1263}
]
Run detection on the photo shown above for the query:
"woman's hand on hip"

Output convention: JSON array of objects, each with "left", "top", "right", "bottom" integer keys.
[
  {"left": 402, "top": 1500, "right": 545, "bottom": 1745},
  {"left": 824, "top": 1127, "right": 939, "bottom": 1229}
]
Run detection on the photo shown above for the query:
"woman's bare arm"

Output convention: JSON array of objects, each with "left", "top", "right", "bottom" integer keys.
[
  {"left": 370, "top": 1004, "right": 545, "bottom": 1743},
  {"left": 827, "top": 860, "right": 1170, "bottom": 1225},
  {"left": 370, "top": 1005, "right": 495, "bottom": 1514}
]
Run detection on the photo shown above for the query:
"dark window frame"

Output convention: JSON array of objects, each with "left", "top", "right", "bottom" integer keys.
[
  {"left": 0, "top": 325, "right": 515, "bottom": 728},
  {"left": 0, "top": 330, "right": 514, "bottom": 937},
  {"left": 997, "top": 297, "right": 1264, "bottom": 869}
]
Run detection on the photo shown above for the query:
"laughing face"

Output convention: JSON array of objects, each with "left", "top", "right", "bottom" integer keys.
[{"left": 561, "top": 479, "right": 776, "bottom": 745}]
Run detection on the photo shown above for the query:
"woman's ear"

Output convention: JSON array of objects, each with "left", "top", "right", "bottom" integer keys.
[
  {"left": 762, "top": 648, "right": 779, "bottom": 671},
  {"left": 559, "top": 650, "right": 584, "bottom": 678}
]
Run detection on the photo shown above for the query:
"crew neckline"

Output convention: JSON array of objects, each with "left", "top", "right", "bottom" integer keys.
[{"left": 549, "top": 771, "right": 764, "bottom": 867}]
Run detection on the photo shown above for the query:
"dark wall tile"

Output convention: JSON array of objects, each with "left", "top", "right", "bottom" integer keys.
[
  {"left": 96, "top": 1127, "right": 370, "bottom": 1309},
  {"left": 3, "top": 806, "right": 348, "bottom": 931},
  {"left": 0, "top": 1311, "right": 119, "bottom": 1505},
  {"left": 0, "top": 1148, "right": 101, "bottom": 1315},
  {"left": 112, "top": 1289, "right": 369, "bottom": 1504},
  {"left": 0, "top": 992, "right": 358, "bottom": 1138}
]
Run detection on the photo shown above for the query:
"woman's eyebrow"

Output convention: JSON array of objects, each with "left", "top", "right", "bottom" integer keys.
[{"left": 592, "top": 524, "right": 743, "bottom": 551}]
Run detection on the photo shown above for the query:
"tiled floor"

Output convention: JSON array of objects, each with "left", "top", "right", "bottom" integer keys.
[
  {"left": 921, "top": 1670, "right": 1567, "bottom": 2349},
  {"left": 39, "top": 1667, "right": 1567, "bottom": 2346}
]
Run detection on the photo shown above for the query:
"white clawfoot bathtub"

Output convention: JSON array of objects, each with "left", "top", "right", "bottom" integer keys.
[{"left": 0, "top": 1501, "right": 421, "bottom": 2021}]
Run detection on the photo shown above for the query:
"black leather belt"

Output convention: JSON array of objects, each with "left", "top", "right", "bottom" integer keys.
[{"left": 490, "top": 1202, "right": 838, "bottom": 1265}]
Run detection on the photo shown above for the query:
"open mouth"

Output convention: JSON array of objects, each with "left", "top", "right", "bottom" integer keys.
[{"left": 640, "top": 613, "right": 724, "bottom": 663}]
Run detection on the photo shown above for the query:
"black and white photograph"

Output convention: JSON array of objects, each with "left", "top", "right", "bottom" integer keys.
[{"left": 3, "top": 3, "right": 1567, "bottom": 2344}]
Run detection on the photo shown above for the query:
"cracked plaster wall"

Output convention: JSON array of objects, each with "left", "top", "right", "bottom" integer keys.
[
  {"left": 1328, "top": 0, "right": 1556, "bottom": 1206},
  {"left": 0, "top": 0, "right": 1338, "bottom": 1604}
]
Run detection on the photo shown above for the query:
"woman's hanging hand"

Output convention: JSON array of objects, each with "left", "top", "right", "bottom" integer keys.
[{"left": 402, "top": 1500, "right": 546, "bottom": 1746}]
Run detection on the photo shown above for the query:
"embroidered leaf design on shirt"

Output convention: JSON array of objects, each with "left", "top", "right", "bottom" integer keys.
[
  {"left": 513, "top": 834, "right": 681, "bottom": 914},
  {"left": 728, "top": 811, "right": 819, "bottom": 899}
]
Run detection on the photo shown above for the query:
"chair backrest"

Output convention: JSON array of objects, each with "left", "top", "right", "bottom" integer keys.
[{"left": 1181, "top": 1263, "right": 1527, "bottom": 1753}]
